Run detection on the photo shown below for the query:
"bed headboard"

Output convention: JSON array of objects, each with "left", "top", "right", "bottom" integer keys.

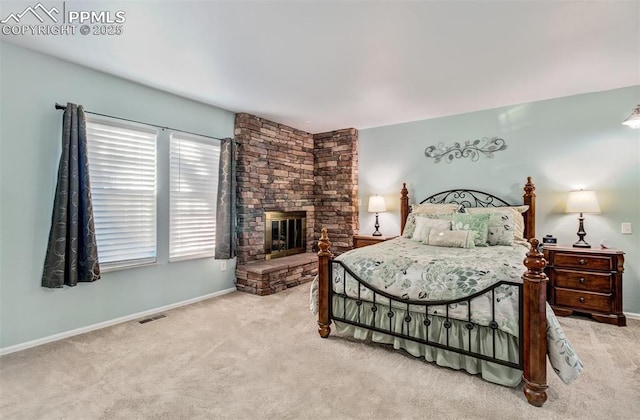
[{"left": 400, "top": 177, "right": 536, "bottom": 240}]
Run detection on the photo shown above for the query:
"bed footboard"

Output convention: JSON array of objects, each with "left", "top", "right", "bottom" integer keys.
[
  {"left": 522, "top": 239, "right": 548, "bottom": 407},
  {"left": 316, "top": 229, "right": 550, "bottom": 407}
]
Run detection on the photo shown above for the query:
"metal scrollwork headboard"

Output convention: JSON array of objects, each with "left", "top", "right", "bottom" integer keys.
[
  {"left": 419, "top": 189, "right": 512, "bottom": 210},
  {"left": 399, "top": 177, "right": 536, "bottom": 240}
]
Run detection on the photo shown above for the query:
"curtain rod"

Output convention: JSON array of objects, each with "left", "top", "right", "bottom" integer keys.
[{"left": 54, "top": 103, "right": 228, "bottom": 142}]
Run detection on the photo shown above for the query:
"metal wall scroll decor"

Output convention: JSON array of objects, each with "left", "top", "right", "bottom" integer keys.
[{"left": 424, "top": 137, "right": 507, "bottom": 163}]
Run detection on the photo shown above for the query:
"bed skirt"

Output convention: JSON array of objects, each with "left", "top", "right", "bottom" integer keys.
[{"left": 332, "top": 296, "right": 523, "bottom": 387}]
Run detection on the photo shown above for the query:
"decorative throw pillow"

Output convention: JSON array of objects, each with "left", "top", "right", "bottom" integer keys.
[
  {"left": 411, "top": 203, "right": 461, "bottom": 215},
  {"left": 428, "top": 230, "right": 476, "bottom": 249},
  {"left": 465, "top": 206, "right": 529, "bottom": 242},
  {"left": 452, "top": 213, "right": 490, "bottom": 247},
  {"left": 402, "top": 213, "right": 418, "bottom": 238},
  {"left": 485, "top": 213, "right": 515, "bottom": 246},
  {"left": 402, "top": 212, "right": 455, "bottom": 238},
  {"left": 411, "top": 217, "right": 451, "bottom": 243}
]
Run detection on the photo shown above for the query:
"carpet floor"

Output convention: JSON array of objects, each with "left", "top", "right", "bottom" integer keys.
[{"left": 1, "top": 282, "right": 638, "bottom": 419}]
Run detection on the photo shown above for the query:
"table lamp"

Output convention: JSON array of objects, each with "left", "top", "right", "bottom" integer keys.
[
  {"left": 368, "top": 195, "right": 386, "bottom": 236},
  {"left": 565, "top": 189, "right": 601, "bottom": 248}
]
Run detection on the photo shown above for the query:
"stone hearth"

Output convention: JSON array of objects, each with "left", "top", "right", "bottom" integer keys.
[{"left": 235, "top": 253, "right": 317, "bottom": 296}]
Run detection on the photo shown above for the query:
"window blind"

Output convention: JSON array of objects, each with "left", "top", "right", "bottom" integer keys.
[
  {"left": 86, "top": 118, "right": 158, "bottom": 270},
  {"left": 169, "top": 133, "right": 220, "bottom": 261}
]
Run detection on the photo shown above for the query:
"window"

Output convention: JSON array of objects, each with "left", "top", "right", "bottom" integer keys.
[
  {"left": 86, "top": 116, "right": 221, "bottom": 270},
  {"left": 86, "top": 117, "right": 158, "bottom": 270},
  {"left": 169, "top": 133, "right": 220, "bottom": 261}
]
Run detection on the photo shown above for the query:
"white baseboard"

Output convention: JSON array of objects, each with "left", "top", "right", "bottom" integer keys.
[
  {"left": 624, "top": 311, "right": 640, "bottom": 321},
  {"left": 0, "top": 287, "right": 236, "bottom": 356}
]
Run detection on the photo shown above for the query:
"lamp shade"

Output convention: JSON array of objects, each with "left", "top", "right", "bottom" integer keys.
[
  {"left": 565, "top": 190, "right": 601, "bottom": 214},
  {"left": 622, "top": 105, "right": 640, "bottom": 129},
  {"left": 368, "top": 195, "right": 386, "bottom": 213}
]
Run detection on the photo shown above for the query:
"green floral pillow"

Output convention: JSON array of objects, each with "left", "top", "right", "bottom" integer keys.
[
  {"left": 452, "top": 213, "right": 490, "bottom": 247},
  {"left": 465, "top": 206, "right": 528, "bottom": 242}
]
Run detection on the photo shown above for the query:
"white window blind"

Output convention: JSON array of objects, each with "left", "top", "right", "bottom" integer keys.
[
  {"left": 86, "top": 117, "right": 158, "bottom": 270},
  {"left": 169, "top": 133, "right": 220, "bottom": 261}
]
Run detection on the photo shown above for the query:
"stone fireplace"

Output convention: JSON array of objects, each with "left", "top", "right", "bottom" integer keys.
[{"left": 234, "top": 113, "right": 358, "bottom": 295}]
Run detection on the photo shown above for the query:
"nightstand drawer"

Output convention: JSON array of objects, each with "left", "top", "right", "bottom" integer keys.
[
  {"left": 555, "top": 289, "right": 612, "bottom": 313},
  {"left": 355, "top": 238, "right": 381, "bottom": 248},
  {"left": 553, "top": 269, "right": 612, "bottom": 293},
  {"left": 553, "top": 252, "right": 613, "bottom": 271},
  {"left": 353, "top": 235, "right": 397, "bottom": 249}
]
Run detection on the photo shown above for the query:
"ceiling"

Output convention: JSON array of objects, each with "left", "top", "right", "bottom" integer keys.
[{"left": 2, "top": 1, "right": 639, "bottom": 133}]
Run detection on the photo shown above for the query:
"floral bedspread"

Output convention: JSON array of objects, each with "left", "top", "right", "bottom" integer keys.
[
  {"left": 334, "top": 238, "right": 527, "bottom": 335},
  {"left": 314, "top": 237, "right": 583, "bottom": 384},
  {"left": 337, "top": 238, "right": 526, "bottom": 300}
]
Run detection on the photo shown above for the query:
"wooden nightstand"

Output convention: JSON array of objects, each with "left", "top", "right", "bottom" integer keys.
[
  {"left": 544, "top": 245, "right": 626, "bottom": 326},
  {"left": 353, "top": 234, "right": 398, "bottom": 249}
]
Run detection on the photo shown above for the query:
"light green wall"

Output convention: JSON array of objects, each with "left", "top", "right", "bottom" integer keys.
[
  {"left": 0, "top": 42, "right": 237, "bottom": 349},
  {"left": 359, "top": 86, "right": 640, "bottom": 314}
]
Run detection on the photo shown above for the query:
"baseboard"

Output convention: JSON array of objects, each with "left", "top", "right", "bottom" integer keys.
[
  {"left": 624, "top": 311, "right": 640, "bottom": 321},
  {"left": 3, "top": 290, "right": 635, "bottom": 356},
  {"left": 0, "top": 287, "right": 236, "bottom": 356}
]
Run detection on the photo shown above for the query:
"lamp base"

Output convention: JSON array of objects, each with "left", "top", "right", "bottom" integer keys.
[
  {"left": 573, "top": 213, "right": 591, "bottom": 248},
  {"left": 572, "top": 240, "right": 591, "bottom": 249},
  {"left": 372, "top": 213, "right": 382, "bottom": 236}
]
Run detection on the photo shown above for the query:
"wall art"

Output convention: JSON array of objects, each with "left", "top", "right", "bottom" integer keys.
[{"left": 425, "top": 137, "right": 507, "bottom": 163}]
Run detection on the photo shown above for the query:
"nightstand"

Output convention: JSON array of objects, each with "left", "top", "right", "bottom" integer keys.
[
  {"left": 544, "top": 245, "right": 626, "bottom": 326},
  {"left": 353, "top": 234, "right": 398, "bottom": 249}
]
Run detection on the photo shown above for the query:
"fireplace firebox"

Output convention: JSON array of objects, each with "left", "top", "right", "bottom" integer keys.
[{"left": 264, "top": 211, "right": 307, "bottom": 260}]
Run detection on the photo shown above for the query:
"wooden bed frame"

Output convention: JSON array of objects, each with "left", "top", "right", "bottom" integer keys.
[{"left": 316, "top": 177, "right": 549, "bottom": 407}]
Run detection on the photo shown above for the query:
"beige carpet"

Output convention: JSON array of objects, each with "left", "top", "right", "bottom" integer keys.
[{"left": 1, "top": 283, "right": 638, "bottom": 420}]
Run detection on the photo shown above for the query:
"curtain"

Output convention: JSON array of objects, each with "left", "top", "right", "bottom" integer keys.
[
  {"left": 214, "top": 138, "right": 237, "bottom": 259},
  {"left": 42, "top": 103, "right": 100, "bottom": 288}
]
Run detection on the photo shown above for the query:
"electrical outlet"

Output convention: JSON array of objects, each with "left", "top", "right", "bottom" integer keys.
[
  {"left": 220, "top": 261, "right": 227, "bottom": 271},
  {"left": 621, "top": 223, "right": 632, "bottom": 234}
]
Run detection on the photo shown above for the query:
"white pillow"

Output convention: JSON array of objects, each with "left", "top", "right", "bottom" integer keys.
[
  {"left": 411, "top": 217, "right": 451, "bottom": 242},
  {"left": 403, "top": 213, "right": 455, "bottom": 238},
  {"left": 428, "top": 230, "right": 476, "bottom": 249}
]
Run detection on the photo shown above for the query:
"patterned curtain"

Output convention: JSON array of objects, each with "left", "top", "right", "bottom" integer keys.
[
  {"left": 42, "top": 103, "right": 100, "bottom": 288},
  {"left": 214, "top": 138, "right": 237, "bottom": 259}
]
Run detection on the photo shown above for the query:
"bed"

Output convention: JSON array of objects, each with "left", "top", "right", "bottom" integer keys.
[{"left": 312, "top": 177, "right": 582, "bottom": 407}]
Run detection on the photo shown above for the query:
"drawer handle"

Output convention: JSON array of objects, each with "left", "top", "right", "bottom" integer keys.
[
  {"left": 579, "top": 297, "right": 585, "bottom": 303},
  {"left": 578, "top": 259, "right": 586, "bottom": 265},
  {"left": 579, "top": 277, "right": 585, "bottom": 284}
]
